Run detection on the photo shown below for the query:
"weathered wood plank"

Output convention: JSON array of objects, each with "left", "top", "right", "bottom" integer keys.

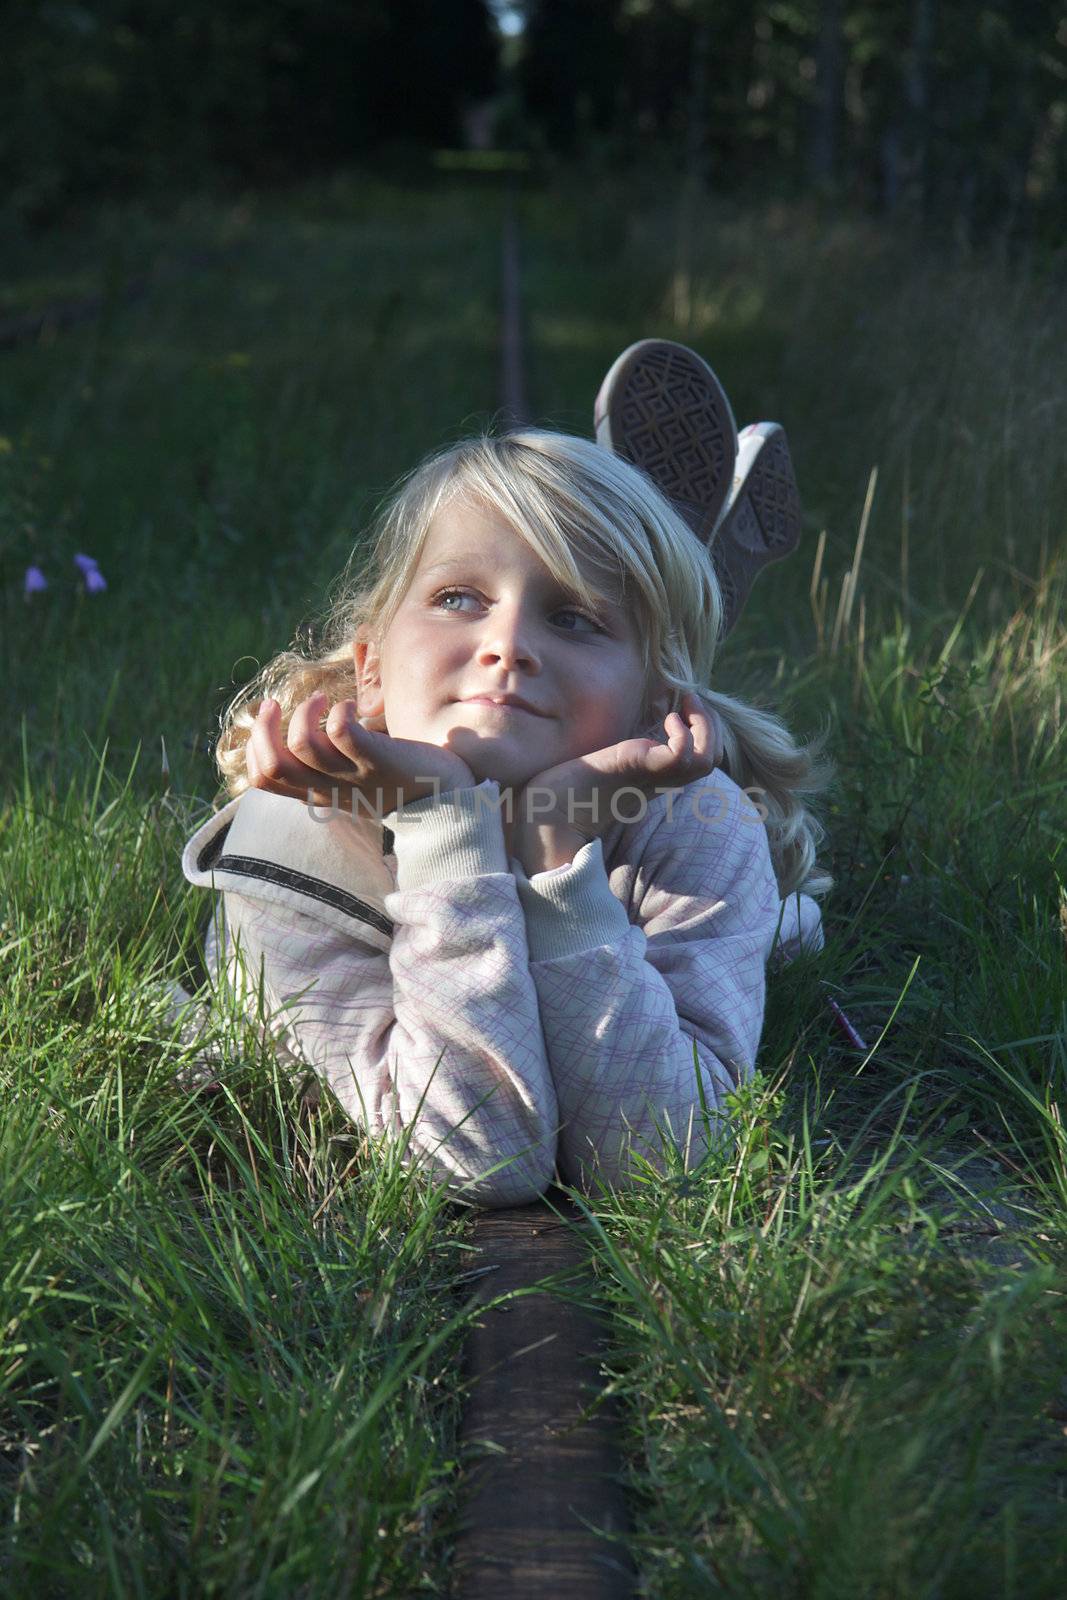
[{"left": 449, "top": 1190, "right": 636, "bottom": 1599}]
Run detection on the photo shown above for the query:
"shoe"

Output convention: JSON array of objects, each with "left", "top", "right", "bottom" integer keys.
[
  {"left": 710, "top": 422, "right": 802, "bottom": 638},
  {"left": 594, "top": 338, "right": 739, "bottom": 547}
]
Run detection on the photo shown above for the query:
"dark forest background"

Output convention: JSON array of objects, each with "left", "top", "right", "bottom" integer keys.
[{"left": 3, "top": 1, "right": 1065, "bottom": 249}]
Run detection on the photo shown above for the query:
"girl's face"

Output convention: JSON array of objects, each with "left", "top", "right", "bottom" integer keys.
[{"left": 353, "top": 494, "right": 669, "bottom": 791}]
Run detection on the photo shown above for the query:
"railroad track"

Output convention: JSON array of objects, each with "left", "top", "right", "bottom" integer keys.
[{"left": 447, "top": 189, "right": 637, "bottom": 1600}]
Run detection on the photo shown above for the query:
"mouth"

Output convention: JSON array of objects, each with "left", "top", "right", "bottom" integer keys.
[{"left": 461, "top": 697, "right": 545, "bottom": 717}]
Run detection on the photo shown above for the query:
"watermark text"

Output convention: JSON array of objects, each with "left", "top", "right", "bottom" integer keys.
[{"left": 305, "top": 780, "right": 769, "bottom": 828}]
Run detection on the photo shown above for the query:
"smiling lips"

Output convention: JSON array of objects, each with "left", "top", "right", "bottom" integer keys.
[{"left": 462, "top": 695, "right": 545, "bottom": 716}]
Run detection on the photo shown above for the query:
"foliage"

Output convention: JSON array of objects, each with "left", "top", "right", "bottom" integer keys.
[
  {"left": 514, "top": 0, "right": 1067, "bottom": 245},
  {"left": 0, "top": 1, "right": 500, "bottom": 228}
]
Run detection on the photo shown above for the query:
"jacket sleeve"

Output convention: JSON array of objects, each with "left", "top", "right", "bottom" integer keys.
[
  {"left": 508, "top": 775, "right": 782, "bottom": 1195},
  {"left": 212, "top": 781, "right": 559, "bottom": 1208}
]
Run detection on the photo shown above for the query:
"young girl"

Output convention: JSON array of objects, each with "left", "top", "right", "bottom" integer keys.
[{"left": 180, "top": 425, "right": 832, "bottom": 1208}]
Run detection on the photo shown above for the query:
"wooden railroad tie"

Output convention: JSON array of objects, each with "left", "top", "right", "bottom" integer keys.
[{"left": 450, "top": 1190, "right": 636, "bottom": 1599}]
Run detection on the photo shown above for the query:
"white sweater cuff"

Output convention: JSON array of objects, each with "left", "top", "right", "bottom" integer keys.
[
  {"left": 510, "top": 837, "right": 632, "bottom": 959},
  {"left": 384, "top": 779, "right": 509, "bottom": 891}
]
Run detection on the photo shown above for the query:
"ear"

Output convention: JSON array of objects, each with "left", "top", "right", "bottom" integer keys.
[
  {"left": 648, "top": 686, "right": 672, "bottom": 725},
  {"left": 351, "top": 637, "right": 385, "bottom": 723},
  {"left": 636, "top": 680, "right": 673, "bottom": 739},
  {"left": 644, "top": 678, "right": 672, "bottom": 728}
]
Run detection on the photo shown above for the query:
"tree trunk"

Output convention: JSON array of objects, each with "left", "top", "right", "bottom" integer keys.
[
  {"left": 904, "top": 0, "right": 936, "bottom": 219},
  {"left": 809, "top": 0, "right": 844, "bottom": 187},
  {"left": 673, "top": 8, "right": 711, "bottom": 330}
]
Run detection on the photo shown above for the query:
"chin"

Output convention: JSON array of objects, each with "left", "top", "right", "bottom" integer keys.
[
  {"left": 442, "top": 727, "right": 542, "bottom": 790},
  {"left": 463, "top": 754, "right": 535, "bottom": 792}
]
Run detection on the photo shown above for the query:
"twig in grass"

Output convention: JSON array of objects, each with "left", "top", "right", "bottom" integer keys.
[
  {"left": 163, "top": 1352, "right": 174, "bottom": 1451},
  {"left": 933, "top": 564, "right": 986, "bottom": 672},
  {"left": 240, "top": 1111, "right": 268, "bottom": 1232},
  {"left": 310, "top": 1151, "right": 365, "bottom": 1223},
  {"left": 809, "top": 528, "right": 827, "bottom": 648},
  {"left": 760, "top": 1155, "right": 803, "bottom": 1236},
  {"left": 969, "top": 1127, "right": 1033, "bottom": 1185},
  {"left": 852, "top": 593, "right": 867, "bottom": 709},
  {"left": 825, "top": 994, "right": 869, "bottom": 1051},
  {"left": 845, "top": 958, "right": 919, "bottom": 1076},
  {"left": 831, "top": 464, "right": 877, "bottom": 655}
]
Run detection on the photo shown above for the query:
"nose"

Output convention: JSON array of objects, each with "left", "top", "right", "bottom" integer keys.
[{"left": 474, "top": 600, "right": 542, "bottom": 673}]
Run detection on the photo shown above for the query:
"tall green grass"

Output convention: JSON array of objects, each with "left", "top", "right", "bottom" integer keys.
[
  {"left": 0, "top": 168, "right": 519, "bottom": 1596},
  {"left": 0, "top": 171, "right": 503, "bottom": 798},
  {"left": 520, "top": 170, "right": 1067, "bottom": 1594}
]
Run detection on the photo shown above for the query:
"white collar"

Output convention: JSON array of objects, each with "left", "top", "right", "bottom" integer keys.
[{"left": 182, "top": 788, "right": 396, "bottom": 951}]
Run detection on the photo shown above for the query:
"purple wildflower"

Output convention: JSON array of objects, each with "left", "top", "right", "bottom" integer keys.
[
  {"left": 83, "top": 566, "right": 107, "bottom": 593},
  {"left": 24, "top": 565, "right": 48, "bottom": 595},
  {"left": 73, "top": 552, "right": 100, "bottom": 576}
]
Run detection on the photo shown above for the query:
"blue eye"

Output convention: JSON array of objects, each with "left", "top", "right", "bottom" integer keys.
[
  {"left": 555, "top": 608, "right": 604, "bottom": 632},
  {"left": 432, "top": 587, "right": 605, "bottom": 632}
]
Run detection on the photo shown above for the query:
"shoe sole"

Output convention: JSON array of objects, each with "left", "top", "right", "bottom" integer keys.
[
  {"left": 711, "top": 424, "right": 802, "bottom": 638},
  {"left": 594, "top": 339, "right": 738, "bottom": 545}
]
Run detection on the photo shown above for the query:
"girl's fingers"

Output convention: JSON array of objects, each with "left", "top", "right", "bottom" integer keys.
[
  {"left": 711, "top": 712, "right": 725, "bottom": 767},
  {"left": 247, "top": 705, "right": 304, "bottom": 798},
  {"left": 642, "top": 700, "right": 717, "bottom": 777},
  {"left": 323, "top": 700, "right": 371, "bottom": 766},
  {"left": 249, "top": 698, "right": 338, "bottom": 795},
  {"left": 287, "top": 692, "right": 358, "bottom": 775},
  {"left": 248, "top": 708, "right": 356, "bottom": 808},
  {"left": 249, "top": 696, "right": 395, "bottom": 811},
  {"left": 679, "top": 695, "right": 721, "bottom": 768},
  {"left": 247, "top": 710, "right": 306, "bottom": 799},
  {"left": 687, "top": 704, "right": 712, "bottom": 761},
  {"left": 665, "top": 713, "right": 691, "bottom": 756},
  {"left": 702, "top": 706, "right": 724, "bottom": 767}
]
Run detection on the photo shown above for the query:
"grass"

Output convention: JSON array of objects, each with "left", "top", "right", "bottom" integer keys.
[
  {"left": 2, "top": 158, "right": 1066, "bottom": 1593},
  {"left": 0, "top": 166, "right": 514, "bottom": 1596},
  {"left": 0, "top": 170, "right": 502, "bottom": 794},
  {"left": 519, "top": 167, "right": 1067, "bottom": 1594}
]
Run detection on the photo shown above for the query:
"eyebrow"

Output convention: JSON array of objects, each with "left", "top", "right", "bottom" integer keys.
[{"left": 419, "top": 557, "right": 486, "bottom": 576}]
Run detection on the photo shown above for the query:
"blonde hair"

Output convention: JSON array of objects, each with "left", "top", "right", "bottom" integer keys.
[{"left": 216, "top": 429, "right": 834, "bottom": 900}]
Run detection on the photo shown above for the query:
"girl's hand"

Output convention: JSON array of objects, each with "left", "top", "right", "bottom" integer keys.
[
  {"left": 506, "top": 692, "right": 722, "bottom": 849},
  {"left": 246, "top": 692, "right": 477, "bottom": 816}
]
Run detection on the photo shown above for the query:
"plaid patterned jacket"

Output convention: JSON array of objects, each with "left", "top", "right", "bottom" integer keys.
[{"left": 181, "top": 771, "right": 824, "bottom": 1208}]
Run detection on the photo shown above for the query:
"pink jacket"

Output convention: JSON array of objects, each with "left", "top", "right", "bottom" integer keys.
[{"left": 180, "top": 771, "right": 824, "bottom": 1208}]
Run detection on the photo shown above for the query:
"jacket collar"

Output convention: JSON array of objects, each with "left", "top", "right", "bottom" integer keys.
[{"left": 181, "top": 788, "right": 396, "bottom": 951}]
